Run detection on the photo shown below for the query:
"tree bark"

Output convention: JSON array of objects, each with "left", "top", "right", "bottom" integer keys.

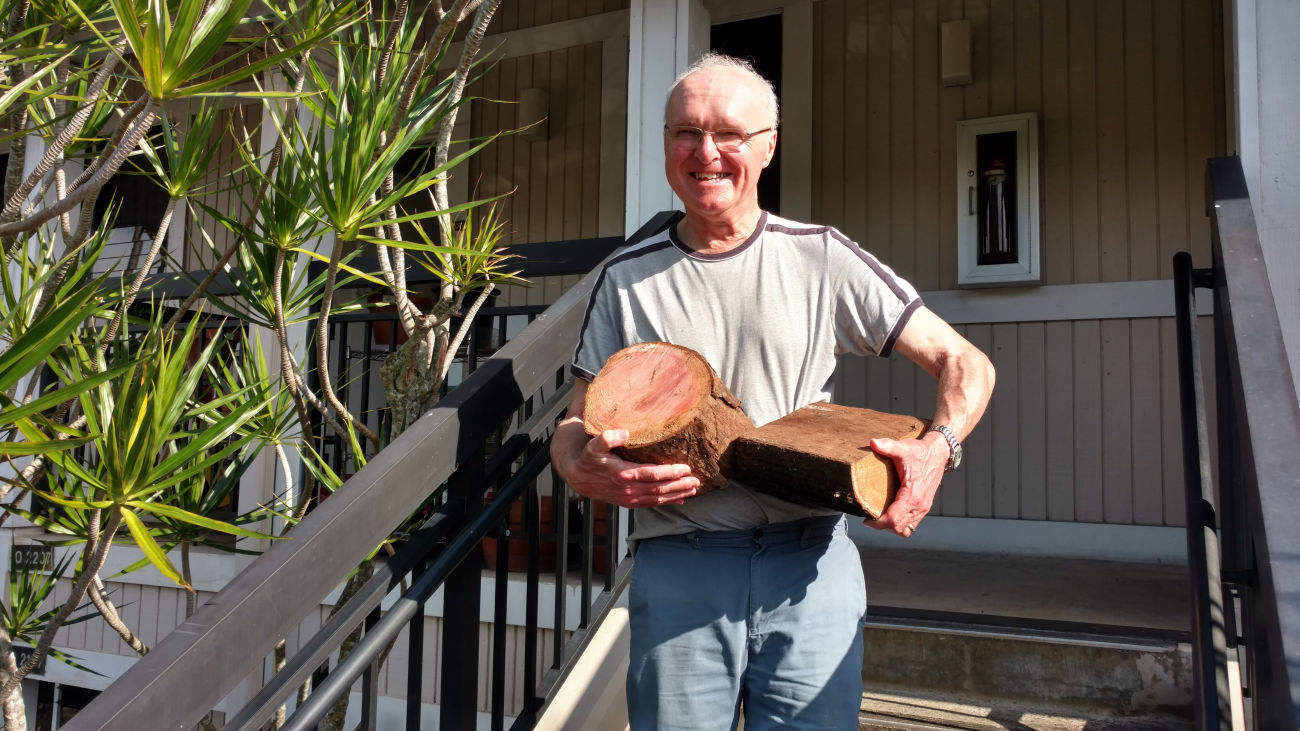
[
  {"left": 583, "top": 342, "right": 755, "bottom": 492},
  {"left": 0, "top": 632, "right": 26, "bottom": 731},
  {"left": 732, "top": 402, "right": 927, "bottom": 517}
]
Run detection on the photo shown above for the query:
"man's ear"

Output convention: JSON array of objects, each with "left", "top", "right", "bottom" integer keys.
[{"left": 762, "top": 130, "right": 778, "bottom": 168}]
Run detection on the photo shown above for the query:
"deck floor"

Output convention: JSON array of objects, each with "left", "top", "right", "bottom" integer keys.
[{"left": 858, "top": 547, "right": 1191, "bottom": 635}]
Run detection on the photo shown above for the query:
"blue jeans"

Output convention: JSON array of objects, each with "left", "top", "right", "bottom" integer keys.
[{"left": 627, "top": 515, "right": 867, "bottom": 731}]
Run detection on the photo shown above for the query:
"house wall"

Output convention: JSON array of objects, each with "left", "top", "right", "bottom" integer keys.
[
  {"left": 807, "top": 0, "right": 1227, "bottom": 528},
  {"left": 810, "top": 0, "right": 1225, "bottom": 291},
  {"left": 184, "top": 103, "right": 262, "bottom": 271},
  {"left": 465, "top": 6, "right": 631, "bottom": 308}
]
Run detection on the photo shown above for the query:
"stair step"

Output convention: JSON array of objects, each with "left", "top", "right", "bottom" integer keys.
[
  {"left": 861, "top": 610, "right": 1193, "bottom": 730},
  {"left": 859, "top": 689, "right": 1192, "bottom": 730}
]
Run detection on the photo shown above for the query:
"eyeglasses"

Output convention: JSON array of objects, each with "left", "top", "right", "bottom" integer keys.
[{"left": 664, "top": 125, "right": 775, "bottom": 152}]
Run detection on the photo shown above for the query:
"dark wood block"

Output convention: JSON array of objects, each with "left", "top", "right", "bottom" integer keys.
[{"left": 733, "top": 402, "right": 928, "bottom": 518}]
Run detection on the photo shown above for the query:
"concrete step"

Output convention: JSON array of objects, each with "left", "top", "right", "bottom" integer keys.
[
  {"left": 860, "top": 611, "right": 1193, "bottom": 729},
  {"left": 859, "top": 688, "right": 1191, "bottom": 730},
  {"left": 857, "top": 549, "right": 1197, "bottom": 730}
]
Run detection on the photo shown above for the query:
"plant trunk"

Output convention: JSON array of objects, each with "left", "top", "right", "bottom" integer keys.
[
  {"left": 321, "top": 557, "right": 376, "bottom": 731},
  {"left": 0, "top": 632, "right": 26, "bottom": 731}
]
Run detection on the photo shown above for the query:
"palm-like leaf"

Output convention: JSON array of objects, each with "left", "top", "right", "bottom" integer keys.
[
  {"left": 1, "top": 553, "right": 100, "bottom": 674},
  {"left": 33, "top": 312, "right": 274, "bottom": 588}
]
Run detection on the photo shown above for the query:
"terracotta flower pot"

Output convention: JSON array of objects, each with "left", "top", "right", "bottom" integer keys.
[
  {"left": 368, "top": 293, "right": 434, "bottom": 346},
  {"left": 574, "top": 499, "right": 613, "bottom": 575},
  {"left": 482, "top": 495, "right": 557, "bottom": 573}
]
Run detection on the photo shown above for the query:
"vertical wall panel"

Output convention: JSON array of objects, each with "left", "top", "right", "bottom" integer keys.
[
  {"left": 1125, "top": 0, "right": 1159, "bottom": 282},
  {"left": 1131, "top": 318, "right": 1165, "bottom": 524},
  {"left": 1101, "top": 320, "right": 1134, "bottom": 522},
  {"left": 1068, "top": 0, "right": 1100, "bottom": 284},
  {"left": 866, "top": 0, "right": 892, "bottom": 261},
  {"left": 964, "top": 324, "right": 994, "bottom": 518},
  {"left": 913, "top": 0, "right": 942, "bottom": 292},
  {"left": 1044, "top": 321, "right": 1075, "bottom": 521},
  {"left": 890, "top": 0, "right": 917, "bottom": 284},
  {"left": 1096, "top": 0, "right": 1130, "bottom": 283},
  {"left": 1017, "top": 322, "right": 1047, "bottom": 520},
  {"left": 1039, "top": 0, "right": 1073, "bottom": 286},
  {"left": 1072, "top": 320, "right": 1104, "bottom": 522},
  {"left": 990, "top": 323, "right": 1020, "bottom": 518}
]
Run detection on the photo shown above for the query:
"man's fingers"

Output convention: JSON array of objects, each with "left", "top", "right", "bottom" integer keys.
[
  {"left": 594, "top": 428, "right": 630, "bottom": 452},
  {"left": 621, "top": 462, "right": 695, "bottom": 482},
  {"left": 868, "top": 434, "right": 899, "bottom": 452}
]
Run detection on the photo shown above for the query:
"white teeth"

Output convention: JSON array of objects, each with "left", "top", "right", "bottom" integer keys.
[{"left": 694, "top": 173, "right": 728, "bottom": 180}]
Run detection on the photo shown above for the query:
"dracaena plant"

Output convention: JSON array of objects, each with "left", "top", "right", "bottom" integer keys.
[{"left": 1, "top": 0, "right": 514, "bottom": 726}]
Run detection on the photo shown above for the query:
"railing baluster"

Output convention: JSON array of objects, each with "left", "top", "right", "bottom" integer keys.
[
  {"left": 522, "top": 479, "right": 542, "bottom": 725},
  {"left": 440, "top": 445, "right": 486, "bottom": 730},
  {"left": 407, "top": 606, "right": 424, "bottom": 730},
  {"left": 360, "top": 606, "right": 380, "bottom": 731},
  {"left": 490, "top": 522, "right": 509, "bottom": 730}
]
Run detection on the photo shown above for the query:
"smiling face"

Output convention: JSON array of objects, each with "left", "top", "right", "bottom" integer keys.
[{"left": 664, "top": 67, "right": 778, "bottom": 232}]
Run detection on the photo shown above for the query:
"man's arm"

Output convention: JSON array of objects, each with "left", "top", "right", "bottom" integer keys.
[
  {"left": 867, "top": 306, "right": 995, "bottom": 536},
  {"left": 550, "top": 379, "right": 702, "bottom": 508}
]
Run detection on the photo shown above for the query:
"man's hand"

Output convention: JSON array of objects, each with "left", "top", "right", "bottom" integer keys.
[
  {"left": 555, "top": 423, "right": 701, "bottom": 508},
  {"left": 864, "top": 432, "right": 949, "bottom": 537}
]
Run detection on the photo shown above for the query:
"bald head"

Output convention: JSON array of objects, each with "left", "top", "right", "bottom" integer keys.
[{"left": 664, "top": 53, "right": 780, "bottom": 129}]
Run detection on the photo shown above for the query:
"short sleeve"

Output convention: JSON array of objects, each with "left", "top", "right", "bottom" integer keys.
[{"left": 828, "top": 231, "right": 923, "bottom": 358}]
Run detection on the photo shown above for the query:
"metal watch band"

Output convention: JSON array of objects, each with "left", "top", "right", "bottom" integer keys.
[{"left": 927, "top": 424, "right": 962, "bottom": 471}]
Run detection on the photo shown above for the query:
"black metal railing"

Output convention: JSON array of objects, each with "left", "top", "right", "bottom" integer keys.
[
  {"left": 1174, "top": 156, "right": 1300, "bottom": 730},
  {"left": 65, "top": 211, "right": 681, "bottom": 731},
  {"left": 309, "top": 302, "right": 549, "bottom": 485}
]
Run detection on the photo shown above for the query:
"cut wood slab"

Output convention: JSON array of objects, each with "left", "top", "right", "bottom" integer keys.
[
  {"left": 732, "top": 402, "right": 928, "bottom": 518},
  {"left": 583, "top": 342, "right": 755, "bottom": 492}
]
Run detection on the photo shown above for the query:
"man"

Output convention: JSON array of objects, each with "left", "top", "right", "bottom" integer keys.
[{"left": 551, "top": 53, "right": 995, "bottom": 730}]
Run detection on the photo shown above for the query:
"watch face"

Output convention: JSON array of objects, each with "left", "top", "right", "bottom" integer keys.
[{"left": 950, "top": 444, "right": 963, "bottom": 471}]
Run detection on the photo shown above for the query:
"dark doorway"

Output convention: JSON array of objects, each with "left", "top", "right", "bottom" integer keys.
[{"left": 711, "top": 14, "right": 782, "bottom": 214}]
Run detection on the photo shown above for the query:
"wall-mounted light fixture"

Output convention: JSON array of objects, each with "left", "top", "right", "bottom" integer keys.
[
  {"left": 519, "top": 88, "right": 549, "bottom": 142},
  {"left": 941, "top": 20, "right": 972, "bottom": 87}
]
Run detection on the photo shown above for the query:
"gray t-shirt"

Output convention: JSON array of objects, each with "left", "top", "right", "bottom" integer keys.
[{"left": 573, "top": 211, "right": 923, "bottom": 542}]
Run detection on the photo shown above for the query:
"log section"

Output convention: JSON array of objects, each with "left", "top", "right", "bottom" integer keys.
[
  {"left": 732, "top": 402, "right": 928, "bottom": 518},
  {"left": 583, "top": 342, "right": 755, "bottom": 492}
]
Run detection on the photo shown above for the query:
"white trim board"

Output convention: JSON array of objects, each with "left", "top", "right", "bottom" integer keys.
[
  {"left": 449, "top": 10, "right": 630, "bottom": 63},
  {"left": 921, "top": 279, "right": 1215, "bottom": 325},
  {"left": 848, "top": 517, "right": 1188, "bottom": 565}
]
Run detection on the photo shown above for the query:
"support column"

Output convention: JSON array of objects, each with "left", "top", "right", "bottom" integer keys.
[
  {"left": 625, "top": 0, "right": 710, "bottom": 236},
  {"left": 1231, "top": 0, "right": 1300, "bottom": 393}
]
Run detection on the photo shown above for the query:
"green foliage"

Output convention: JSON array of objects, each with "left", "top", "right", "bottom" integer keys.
[
  {"left": 1, "top": 554, "right": 100, "bottom": 674},
  {"left": 0, "top": 0, "right": 510, "bottom": 706},
  {"left": 25, "top": 312, "right": 275, "bottom": 588}
]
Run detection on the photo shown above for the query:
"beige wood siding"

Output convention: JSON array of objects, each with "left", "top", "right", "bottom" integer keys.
[
  {"left": 492, "top": 0, "right": 629, "bottom": 34},
  {"left": 836, "top": 315, "right": 1216, "bottom": 527},
  {"left": 468, "top": 40, "right": 624, "bottom": 308},
  {"left": 183, "top": 103, "right": 262, "bottom": 271},
  {"left": 811, "top": 0, "right": 1226, "bottom": 291},
  {"left": 49, "top": 581, "right": 212, "bottom": 655}
]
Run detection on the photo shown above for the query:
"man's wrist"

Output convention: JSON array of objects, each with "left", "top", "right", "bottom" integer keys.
[{"left": 926, "top": 424, "right": 963, "bottom": 471}]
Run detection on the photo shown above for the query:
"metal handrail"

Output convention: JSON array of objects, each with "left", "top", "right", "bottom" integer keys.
[
  {"left": 1176, "top": 156, "right": 1300, "bottom": 730},
  {"left": 65, "top": 211, "right": 682, "bottom": 731},
  {"left": 1172, "top": 252, "right": 1231, "bottom": 730}
]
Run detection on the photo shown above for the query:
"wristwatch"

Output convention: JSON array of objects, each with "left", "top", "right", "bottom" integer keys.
[{"left": 927, "top": 425, "right": 963, "bottom": 471}]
